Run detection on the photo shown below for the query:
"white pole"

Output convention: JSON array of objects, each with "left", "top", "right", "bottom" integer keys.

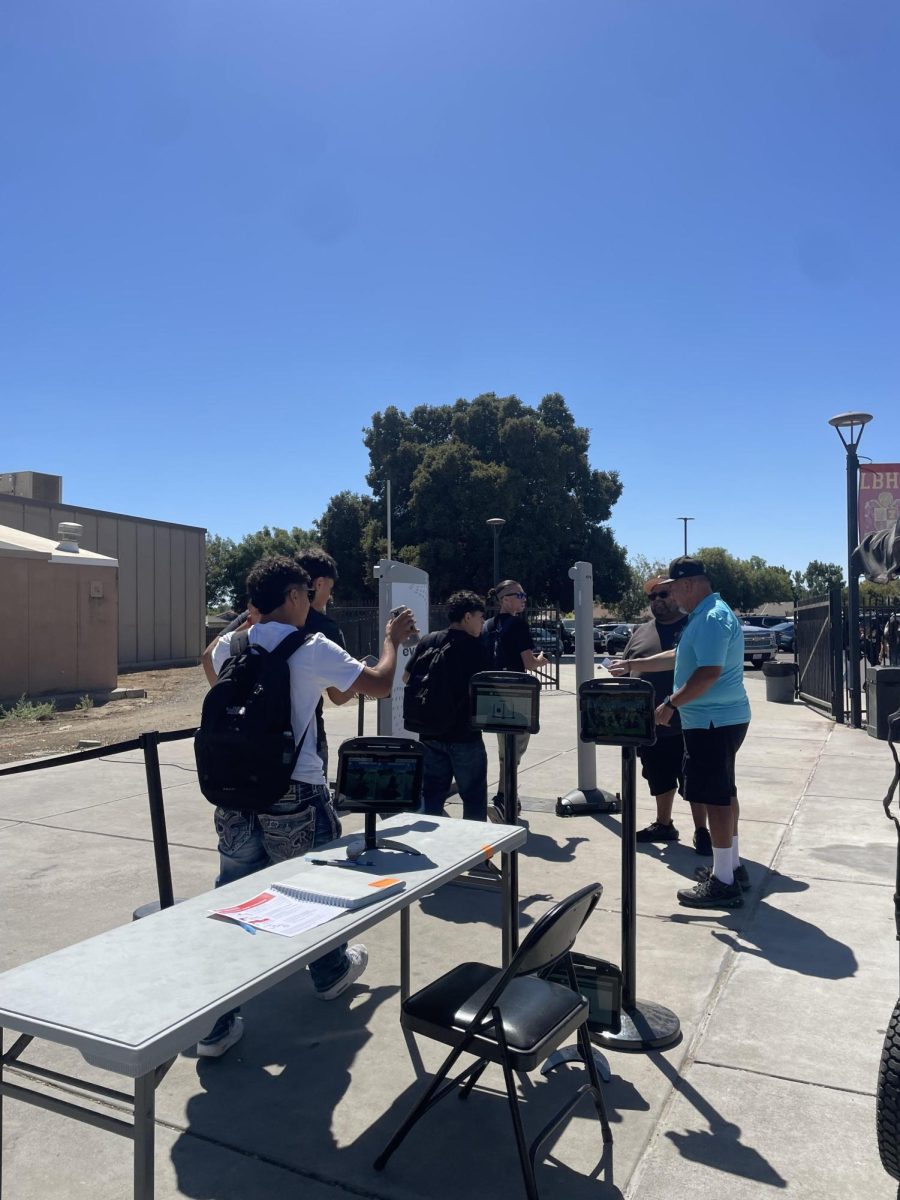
[
  {"left": 570, "top": 561, "right": 597, "bottom": 791},
  {"left": 386, "top": 479, "right": 392, "bottom": 564}
]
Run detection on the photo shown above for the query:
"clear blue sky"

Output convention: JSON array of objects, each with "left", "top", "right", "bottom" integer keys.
[{"left": 3, "top": 1, "right": 898, "bottom": 578}]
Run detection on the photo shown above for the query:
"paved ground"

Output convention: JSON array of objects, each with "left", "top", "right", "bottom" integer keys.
[{"left": 1, "top": 665, "right": 898, "bottom": 1199}]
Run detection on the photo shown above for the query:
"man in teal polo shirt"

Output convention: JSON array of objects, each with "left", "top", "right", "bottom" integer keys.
[{"left": 613, "top": 556, "right": 750, "bottom": 909}]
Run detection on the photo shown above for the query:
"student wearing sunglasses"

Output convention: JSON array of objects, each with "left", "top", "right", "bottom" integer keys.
[{"left": 483, "top": 579, "right": 552, "bottom": 822}]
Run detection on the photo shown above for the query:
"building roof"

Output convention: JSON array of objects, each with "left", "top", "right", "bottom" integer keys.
[{"left": 0, "top": 523, "right": 118, "bottom": 567}]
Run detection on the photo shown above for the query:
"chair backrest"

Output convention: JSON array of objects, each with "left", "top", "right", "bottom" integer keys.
[
  {"left": 512, "top": 882, "right": 602, "bottom": 978},
  {"left": 460, "top": 882, "right": 603, "bottom": 1035}
]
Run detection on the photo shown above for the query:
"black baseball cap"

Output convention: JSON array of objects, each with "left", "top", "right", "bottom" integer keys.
[{"left": 658, "top": 556, "right": 707, "bottom": 585}]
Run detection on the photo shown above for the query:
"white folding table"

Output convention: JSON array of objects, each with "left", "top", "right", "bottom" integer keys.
[{"left": 0, "top": 814, "right": 525, "bottom": 1199}]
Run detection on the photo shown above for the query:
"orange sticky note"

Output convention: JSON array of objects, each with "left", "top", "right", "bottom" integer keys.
[
  {"left": 369, "top": 878, "right": 401, "bottom": 889},
  {"left": 481, "top": 844, "right": 494, "bottom": 860}
]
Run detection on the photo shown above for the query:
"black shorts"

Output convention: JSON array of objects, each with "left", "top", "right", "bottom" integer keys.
[
  {"left": 682, "top": 722, "right": 749, "bottom": 807},
  {"left": 637, "top": 735, "right": 684, "bottom": 798}
]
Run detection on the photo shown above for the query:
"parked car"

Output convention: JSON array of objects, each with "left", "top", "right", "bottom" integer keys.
[
  {"left": 604, "top": 623, "right": 636, "bottom": 656},
  {"left": 532, "top": 618, "right": 574, "bottom": 654},
  {"left": 740, "top": 614, "right": 793, "bottom": 629},
  {"left": 741, "top": 622, "right": 778, "bottom": 668},
  {"left": 768, "top": 620, "right": 795, "bottom": 652},
  {"left": 593, "top": 622, "right": 619, "bottom": 652},
  {"left": 530, "top": 626, "right": 562, "bottom": 657}
]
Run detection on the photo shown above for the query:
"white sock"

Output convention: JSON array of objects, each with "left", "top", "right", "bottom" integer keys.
[
  {"left": 731, "top": 835, "right": 740, "bottom": 870},
  {"left": 712, "top": 846, "right": 734, "bottom": 886}
]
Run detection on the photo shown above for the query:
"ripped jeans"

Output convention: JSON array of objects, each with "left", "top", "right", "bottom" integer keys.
[{"left": 214, "top": 783, "right": 350, "bottom": 993}]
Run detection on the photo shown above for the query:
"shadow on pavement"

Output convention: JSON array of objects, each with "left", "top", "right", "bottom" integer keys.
[{"left": 651, "top": 1053, "right": 787, "bottom": 1189}]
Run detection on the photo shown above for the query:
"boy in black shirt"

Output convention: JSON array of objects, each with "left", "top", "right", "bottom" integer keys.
[{"left": 403, "top": 591, "right": 490, "bottom": 821}]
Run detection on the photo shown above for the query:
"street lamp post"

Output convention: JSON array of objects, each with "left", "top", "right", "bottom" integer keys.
[
  {"left": 828, "top": 411, "right": 873, "bottom": 730},
  {"left": 676, "top": 516, "right": 694, "bottom": 557},
  {"left": 486, "top": 518, "right": 506, "bottom": 585}
]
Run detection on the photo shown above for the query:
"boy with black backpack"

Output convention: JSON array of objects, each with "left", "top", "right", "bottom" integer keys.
[
  {"left": 196, "top": 555, "right": 414, "bottom": 1056},
  {"left": 402, "top": 591, "right": 490, "bottom": 821}
]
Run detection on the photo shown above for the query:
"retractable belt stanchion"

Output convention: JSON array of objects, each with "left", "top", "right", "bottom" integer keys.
[{"left": 579, "top": 679, "right": 681, "bottom": 1052}]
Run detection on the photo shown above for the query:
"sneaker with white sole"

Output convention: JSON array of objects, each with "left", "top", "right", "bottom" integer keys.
[
  {"left": 696, "top": 863, "right": 751, "bottom": 891},
  {"left": 317, "top": 945, "right": 368, "bottom": 1000},
  {"left": 677, "top": 874, "right": 742, "bottom": 909},
  {"left": 197, "top": 1014, "right": 244, "bottom": 1058}
]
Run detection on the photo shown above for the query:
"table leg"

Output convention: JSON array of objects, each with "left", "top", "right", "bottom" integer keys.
[
  {"left": 400, "top": 906, "right": 411, "bottom": 1002},
  {"left": 501, "top": 849, "right": 519, "bottom": 965},
  {"left": 1, "top": 1028, "right": 4, "bottom": 1199},
  {"left": 133, "top": 1072, "right": 155, "bottom": 1200}
]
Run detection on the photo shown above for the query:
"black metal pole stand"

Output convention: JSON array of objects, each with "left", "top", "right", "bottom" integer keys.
[
  {"left": 501, "top": 731, "right": 520, "bottom": 964},
  {"left": 594, "top": 747, "right": 680, "bottom": 1052},
  {"left": 132, "top": 731, "right": 178, "bottom": 920}
]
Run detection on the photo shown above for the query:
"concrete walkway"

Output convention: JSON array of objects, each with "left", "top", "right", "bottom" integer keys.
[{"left": 0, "top": 665, "right": 897, "bottom": 1199}]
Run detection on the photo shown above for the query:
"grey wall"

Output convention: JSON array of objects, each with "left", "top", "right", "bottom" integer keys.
[{"left": 0, "top": 496, "right": 205, "bottom": 670}]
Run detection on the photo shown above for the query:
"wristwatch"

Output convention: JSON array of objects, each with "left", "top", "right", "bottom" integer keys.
[{"left": 662, "top": 695, "right": 677, "bottom": 711}]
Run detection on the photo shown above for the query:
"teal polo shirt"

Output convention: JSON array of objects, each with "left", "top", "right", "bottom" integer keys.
[{"left": 674, "top": 592, "right": 751, "bottom": 729}]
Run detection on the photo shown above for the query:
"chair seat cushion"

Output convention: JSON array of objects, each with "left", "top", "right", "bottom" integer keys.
[{"left": 402, "top": 962, "right": 587, "bottom": 1058}]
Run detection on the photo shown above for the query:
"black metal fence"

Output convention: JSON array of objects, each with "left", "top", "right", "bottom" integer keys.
[
  {"left": 796, "top": 589, "right": 844, "bottom": 722},
  {"left": 333, "top": 604, "right": 562, "bottom": 690}
]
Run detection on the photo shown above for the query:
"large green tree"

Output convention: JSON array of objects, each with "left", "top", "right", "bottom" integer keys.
[
  {"left": 208, "top": 525, "right": 320, "bottom": 609},
  {"left": 694, "top": 547, "right": 793, "bottom": 612},
  {"left": 315, "top": 491, "right": 378, "bottom": 604},
  {"left": 801, "top": 560, "right": 845, "bottom": 596},
  {"left": 360, "top": 392, "right": 628, "bottom": 604}
]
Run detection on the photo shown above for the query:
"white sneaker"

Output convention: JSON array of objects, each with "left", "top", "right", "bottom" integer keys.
[
  {"left": 197, "top": 1015, "right": 244, "bottom": 1058},
  {"left": 317, "top": 945, "right": 368, "bottom": 1000}
]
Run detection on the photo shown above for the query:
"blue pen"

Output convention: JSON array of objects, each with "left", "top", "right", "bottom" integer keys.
[{"left": 235, "top": 920, "right": 257, "bottom": 935}]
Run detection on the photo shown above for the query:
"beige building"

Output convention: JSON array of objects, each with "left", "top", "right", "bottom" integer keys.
[
  {"left": 0, "top": 472, "right": 205, "bottom": 670},
  {"left": 0, "top": 524, "right": 118, "bottom": 702}
]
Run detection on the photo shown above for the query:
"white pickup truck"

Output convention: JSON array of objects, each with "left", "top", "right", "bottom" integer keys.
[{"left": 740, "top": 623, "right": 778, "bottom": 668}]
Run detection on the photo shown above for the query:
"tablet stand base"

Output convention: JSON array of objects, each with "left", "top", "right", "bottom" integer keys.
[
  {"left": 346, "top": 812, "right": 422, "bottom": 860},
  {"left": 591, "top": 998, "right": 681, "bottom": 1052},
  {"left": 555, "top": 787, "right": 620, "bottom": 816}
]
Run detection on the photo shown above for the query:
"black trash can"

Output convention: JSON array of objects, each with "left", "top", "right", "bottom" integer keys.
[
  {"left": 866, "top": 666, "right": 900, "bottom": 740},
  {"left": 762, "top": 660, "right": 796, "bottom": 704}
]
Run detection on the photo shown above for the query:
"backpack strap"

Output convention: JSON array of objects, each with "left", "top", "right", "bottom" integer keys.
[
  {"left": 229, "top": 630, "right": 250, "bottom": 657},
  {"left": 272, "top": 629, "right": 310, "bottom": 662}
]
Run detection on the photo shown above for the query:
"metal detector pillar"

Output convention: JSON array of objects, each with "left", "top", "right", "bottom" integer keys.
[
  {"left": 374, "top": 559, "right": 429, "bottom": 736},
  {"left": 557, "top": 561, "right": 618, "bottom": 816}
]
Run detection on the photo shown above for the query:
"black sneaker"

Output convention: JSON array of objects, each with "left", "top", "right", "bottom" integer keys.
[
  {"left": 692, "top": 827, "right": 713, "bottom": 856},
  {"left": 695, "top": 864, "right": 751, "bottom": 891},
  {"left": 677, "top": 874, "right": 743, "bottom": 908},
  {"left": 636, "top": 821, "right": 679, "bottom": 844}
]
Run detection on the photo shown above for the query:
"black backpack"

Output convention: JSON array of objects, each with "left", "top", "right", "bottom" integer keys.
[
  {"left": 402, "top": 632, "right": 459, "bottom": 738},
  {"left": 482, "top": 615, "right": 505, "bottom": 669},
  {"left": 194, "top": 629, "right": 310, "bottom": 812}
]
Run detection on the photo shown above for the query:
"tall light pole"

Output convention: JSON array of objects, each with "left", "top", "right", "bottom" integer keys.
[
  {"left": 486, "top": 518, "right": 506, "bottom": 585},
  {"left": 828, "top": 411, "right": 873, "bottom": 730},
  {"left": 676, "top": 516, "right": 694, "bottom": 557}
]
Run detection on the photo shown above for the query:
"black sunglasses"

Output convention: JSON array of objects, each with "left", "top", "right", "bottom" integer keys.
[{"left": 650, "top": 590, "right": 670, "bottom": 600}]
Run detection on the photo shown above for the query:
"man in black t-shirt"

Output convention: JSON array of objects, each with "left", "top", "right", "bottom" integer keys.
[
  {"left": 403, "top": 591, "right": 491, "bottom": 821},
  {"left": 622, "top": 577, "right": 711, "bottom": 855}
]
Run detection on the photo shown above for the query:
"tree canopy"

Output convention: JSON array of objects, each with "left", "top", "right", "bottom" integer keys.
[
  {"left": 206, "top": 525, "right": 319, "bottom": 610},
  {"left": 359, "top": 392, "right": 628, "bottom": 604},
  {"left": 693, "top": 548, "right": 793, "bottom": 612}
]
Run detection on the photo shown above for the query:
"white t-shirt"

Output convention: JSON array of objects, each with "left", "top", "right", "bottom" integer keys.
[{"left": 211, "top": 622, "right": 363, "bottom": 786}]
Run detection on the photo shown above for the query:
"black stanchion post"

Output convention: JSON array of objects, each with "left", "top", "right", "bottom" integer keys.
[
  {"left": 620, "top": 747, "right": 638, "bottom": 1009},
  {"left": 594, "top": 742, "right": 680, "bottom": 1051},
  {"left": 139, "top": 731, "right": 175, "bottom": 912},
  {"left": 502, "top": 730, "right": 520, "bottom": 963}
]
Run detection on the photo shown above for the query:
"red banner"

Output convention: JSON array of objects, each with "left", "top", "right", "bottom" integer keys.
[{"left": 858, "top": 464, "right": 900, "bottom": 538}]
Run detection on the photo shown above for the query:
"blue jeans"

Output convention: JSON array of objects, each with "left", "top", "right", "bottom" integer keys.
[
  {"left": 420, "top": 737, "right": 488, "bottom": 821},
  {"left": 213, "top": 783, "right": 350, "bottom": 994}
]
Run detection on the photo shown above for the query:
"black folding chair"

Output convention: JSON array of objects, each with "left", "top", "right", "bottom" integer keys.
[{"left": 374, "top": 882, "right": 612, "bottom": 1199}]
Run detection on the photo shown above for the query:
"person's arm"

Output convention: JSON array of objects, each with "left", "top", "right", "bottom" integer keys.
[
  {"left": 203, "top": 611, "right": 255, "bottom": 685},
  {"left": 656, "top": 666, "right": 721, "bottom": 726},
  {"left": 327, "top": 608, "right": 416, "bottom": 703},
  {"left": 609, "top": 649, "right": 676, "bottom": 676},
  {"left": 520, "top": 647, "right": 550, "bottom": 672}
]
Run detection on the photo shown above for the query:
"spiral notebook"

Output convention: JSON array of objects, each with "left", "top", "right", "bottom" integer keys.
[
  {"left": 210, "top": 870, "right": 405, "bottom": 937},
  {"left": 271, "top": 871, "right": 405, "bottom": 909}
]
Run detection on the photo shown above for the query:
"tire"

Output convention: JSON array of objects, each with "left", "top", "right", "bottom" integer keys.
[
  {"left": 749, "top": 660, "right": 762, "bottom": 670},
  {"left": 877, "top": 997, "right": 900, "bottom": 1181}
]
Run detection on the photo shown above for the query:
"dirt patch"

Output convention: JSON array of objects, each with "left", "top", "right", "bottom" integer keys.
[{"left": 0, "top": 666, "right": 209, "bottom": 765}]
